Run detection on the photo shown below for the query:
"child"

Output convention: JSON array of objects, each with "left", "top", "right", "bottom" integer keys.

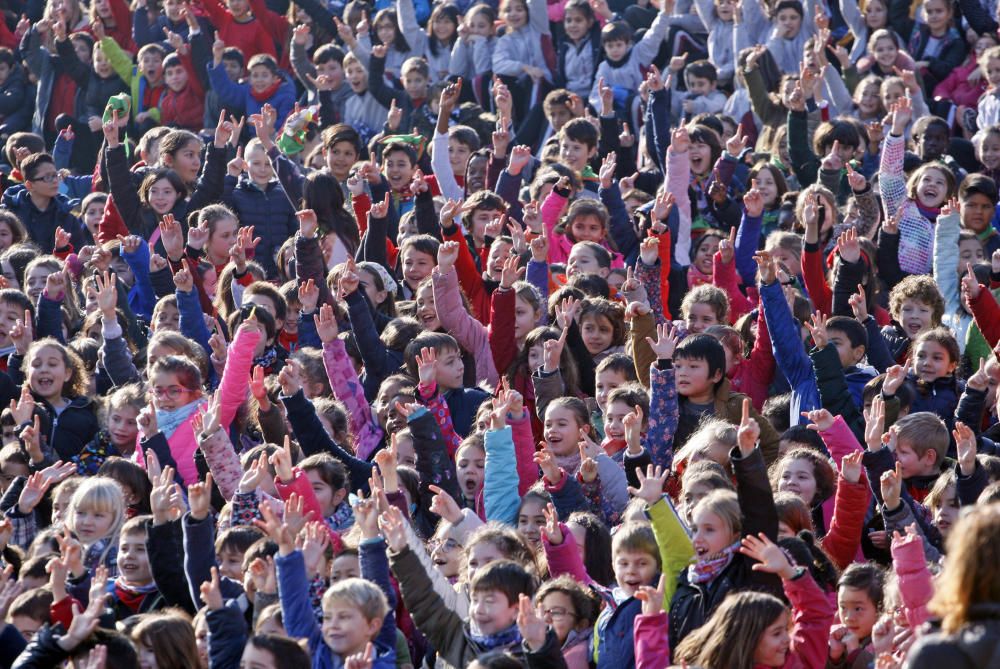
[
  {"left": 764, "top": 0, "right": 816, "bottom": 74},
  {"left": 957, "top": 174, "right": 1000, "bottom": 256},
  {"left": 909, "top": 327, "right": 961, "bottom": 423},
  {"left": 587, "top": 12, "right": 668, "bottom": 125},
  {"left": 880, "top": 95, "right": 957, "bottom": 275},
  {"left": 671, "top": 60, "right": 727, "bottom": 122},
  {"left": 199, "top": 0, "right": 277, "bottom": 62},
  {"left": 67, "top": 476, "right": 127, "bottom": 575},
  {"left": 404, "top": 331, "right": 489, "bottom": 439},
  {"left": 72, "top": 383, "right": 144, "bottom": 473},
  {"left": 533, "top": 574, "right": 598, "bottom": 669},
  {"left": 692, "top": 0, "right": 737, "bottom": 87},
  {"left": 492, "top": 0, "right": 552, "bottom": 124},
  {"left": 578, "top": 298, "right": 625, "bottom": 363},
  {"left": 669, "top": 534, "right": 833, "bottom": 668},
  {"left": 830, "top": 563, "right": 885, "bottom": 668},
  {"left": 223, "top": 139, "right": 297, "bottom": 280},
  {"left": 209, "top": 50, "right": 295, "bottom": 132},
  {"left": 99, "top": 38, "right": 166, "bottom": 130},
  {"left": 448, "top": 4, "right": 497, "bottom": 92},
  {"left": 908, "top": 0, "right": 966, "bottom": 94},
  {"left": 110, "top": 515, "right": 164, "bottom": 617},
  {"left": 293, "top": 41, "right": 350, "bottom": 113},
  {"left": 1, "top": 154, "right": 88, "bottom": 255},
  {"left": 158, "top": 47, "right": 205, "bottom": 132},
  {"left": 424, "top": 4, "right": 459, "bottom": 82},
  {"left": 555, "top": 0, "right": 600, "bottom": 100},
  {"left": 879, "top": 274, "right": 945, "bottom": 364},
  {"left": 680, "top": 284, "right": 728, "bottom": 334},
  {"left": 545, "top": 185, "right": 623, "bottom": 267}
]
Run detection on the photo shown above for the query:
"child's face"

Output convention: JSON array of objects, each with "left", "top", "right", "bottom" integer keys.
[
  {"left": 566, "top": 244, "right": 608, "bottom": 278},
  {"left": 383, "top": 150, "right": 416, "bottom": 192},
  {"left": 688, "top": 141, "right": 712, "bottom": 177},
  {"left": 245, "top": 145, "right": 274, "bottom": 185},
  {"left": 227, "top": 0, "right": 250, "bottom": 18},
  {"left": 73, "top": 38, "right": 92, "bottom": 66},
  {"left": 918, "top": 126, "right": 949, "bottom": 162},
  {"left": 686, "top": 75, "right": 715, "bottom": 97},
  {"left": 923, "top": 0, "right": 952, "bottom": 33},
  {"left": 978, "top": 133, "right": 1000, "bottom": 171},
  {"left": 470, "top": 588, "right": 519, "bottom": 635},
  {"left": 685, "top": 302, "right": 720, "bottom": 334},
  {"left": 448, "top": 137, "right": 473, "bottom": 178},
  {"left": 146, "top": 177, "right": 181, "bottom": 215},
  {"left": 514, "top": 296, "right": 538, "bottom": 342},
  {"left": 545, "top": 104, "right": 573, "bottom": 133},
  {"left": 150, "top": 370, "right": 200, "bottom": 411},
  {"left": 118, "top": 532, "right": 153, "bottom": 585},
  {"left": 325, "top": 140, "right": 357, "bottom": 181},
  {"left": 864, "top": 0, "right": 887, "bottom": 28},
  {"left": 322, "top": 600, "right": 381, "bottom": 657},
  {"left": 52, "top": 487, "right": 74, "bottom": 525},
  {"left": 0, "top": 457, "right": 28, "bottom": 494},
  {"left": 403, "top": 248, "right": 435, "bottom": 290},
  {"left": 873, "top": 37, "right": 897, "bottom": 69},
  {"left": 356, "top": 268, "right": 387, "bottom": 310},
  {"left": 209, "top": 216, "right": 239, "bottom": 261},
  {"left": 933, "top": 484, "right": 959, "bottom": 537},
  {"left": 604, "top": 400, "right": 634, "bottom": 442},
  {"left": 110, "top": 254, "right": 134, "bottom": 288},
  {"left": 249, "top": 64, "right": 277, "bottom": 94},
  {"left": 828, "top": 329, "right": 864, "bottom": 369},
  {"left": 0, "top": 300, "right": 21, "bottom": 349},
  {"left": 414, "top": 282, "right": 440, "bottom": 330},
  {"left": 613, "top": 549, "right": 657, "bottom": 597},
  {"left": 435, "top": 347, "right": 465, "bottom": 390},
  {"left": 223, "top": 57, "right": 243, "bottom": 81},
  {"left": 544, "top": 405, "right": 583, "bottom": 456},
  {"left": 306, "top": 468, "right": 341, "bottom": 517},
  {"left": 345, "top": 61, "right": 367, "bottom": 92},
  {"left": 714, "top": 0, "right": 735, "bottom": 20},
  {"left": 456, "top": 443, "right": 485, "bottom": 500},
  {"left": 984, "top": 56, "right": 1000, "bottom": 89},
  {"left": 316, "top": 59, "right": 344, "bottom": 88},
  {"left": 152, "top": 302, "right": 180, "bottom": 332},
  {"left": 375, "top": 18, "right": 397, "bottom": 45},
  {"left": 559, "top": 137, "right": 596, "bottom": 173},
  {"left": 897, "top": 298, "right": 934, "bottom": 339},
  {"left": 563, "top": 8, "right": 593, "bottom": 41},
  {"left": 913, "top": 339, "right": 956, "bottom": 382},
  {"left": 540, "top": 592, "right": 582, "bottom": 644},
  {"left": 28, "top": 344, "right": 71, "bottom": 400},
  {"left": 402, "top": 69, "right": 429, "bottom": 100},
  {"left": 595, "top": 368, "right": 627, "bottom": 414},
  {"left": 108, "top": 405, "right": 139, "bottom": 449},
  {"left": 961, "top": 191, "right": 995, "bottom": 235},
  {"left": 580, "top": 314, "right": 614, "bottom": 356},
  {"left": 467, "top": 12, "right": 494, "bottom": 36},
  {"left": 469, "top": 208, "right": 500, "bottom": 245},
  {"left": 681, "top": 481, "right": 713, "bottom": 525},
  {"left": 331, "top": 552, "right": 360, "bottom": 582},
  {"left": 754, "top": 612, "right": 792, "bottom": 667},
  {"left": 882, "top": 82, "right": 905, "bottom": 111},
  {"left": 528, "top": 342, "right": 545, "bottom": 373},
  {"left": 501, "top": 0, "right": 528, "bottom": 29},
  {"left": 856, "top": 82, "right": 881, "bottom": 116},
  {"left": 72, "top": 504, "right": 115, "bottom": 546},
  {"left": 164, "top": 63, "right": 188, "bottom": 92},
  {"left": 693, "top": 235, "right": 720, "bottom": 275},
  {"left": 139, "top": 53, "right": 164, "bottom": 82},
  {"left": 916, "top": 168, "right": 949, "bottom": 207},
  {"left": 775, "top": 8, "right": 802, "bottom": 38},
  {"left": 958, "top": 238, "right": 985, "bottom": 274},
  {"left": 467, "top": 154, "right": 489, "bottom": 193},
  {"left": 603, "top": 39, "right": 629, "bottom": 62},
  {"left": 569, "top": 214, "right": 605, "bottom": 245},
  {"left": 84, "top": 201, "right": 104, "bottom": 238},
  {"left": 432, "top": 13, "right": 457, "bottom": 41},
  {"left": 778, "top": 457, "right": 818, "bottom": 505},
  {"left": 691, "top": 507, "right": 735, "bottom": 559},
  {"left": 895, "top": 438, "right": 936, "bottom": 478},
  {"left": 486, "top": 238, "right": 512, "bottom": 280},
  {"left": 837, "top": 586, "right": 879, "bottom": 640},
  {"left": 674, "top": 354, "right": 723, "bottom": 400},
  {"left": 517, "top": 498, "right": 546, "bottom": 546},
  {"left": 770, "top": 244, "right": 803, "bottom": 277}
]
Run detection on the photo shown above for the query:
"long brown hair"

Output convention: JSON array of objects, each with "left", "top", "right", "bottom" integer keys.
[
  {"left": 931, "top": 503, "right": 1000, "bottom": 633},
  {"left": 675, "top": 591, "right": 788, "bottom": 669},
  {"left": 132, "top": 610, "right": 201, "bottom": 669}
]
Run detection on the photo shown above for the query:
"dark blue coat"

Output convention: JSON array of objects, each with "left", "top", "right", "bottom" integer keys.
[{"left": 223, "top": 175, "right": 298, "bottom": 279}]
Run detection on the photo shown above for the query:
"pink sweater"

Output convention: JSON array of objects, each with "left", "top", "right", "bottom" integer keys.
[
  {"left": 136, "top": 327, "right": 259, "bottom": 485},
  {"left": 540, "top": 189, "right": 625, "bottom": 268},
  {"left": 323, "top": 339, "right": 383, "bottom": 460}
]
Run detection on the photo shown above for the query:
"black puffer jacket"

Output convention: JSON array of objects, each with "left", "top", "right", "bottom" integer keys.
[{"left": 906, "top": 605, "right": 1000, "bottom": 668}]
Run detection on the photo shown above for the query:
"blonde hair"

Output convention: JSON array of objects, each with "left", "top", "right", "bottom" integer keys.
[
  {"left": 681, "top": 284, "right": 730, "bottom": 324},
  {"left": 610, "top": 522, "right": 660, "bottom": 570},
  {"left": 930, "top": 504, "right": 1000, "bottom": 633},
  {"left": 674, "top": 416, "right": 737, "bottom": 468},
  {"left": 691, "top": 489, "right": 742, "bottom": 539},
  {"left": 67, "top": 477, "right": 126, "bottom": 553},
  {"left": 322, "top": 577, "right": 389, "bottom": 623}
]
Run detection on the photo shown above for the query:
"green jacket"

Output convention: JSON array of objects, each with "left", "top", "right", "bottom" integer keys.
[
  {"left": 100, "top": 37, "right": 162, "bottom": 123},
  {"left": 647, "top": 496, "right": 695, "bottom": 607}
]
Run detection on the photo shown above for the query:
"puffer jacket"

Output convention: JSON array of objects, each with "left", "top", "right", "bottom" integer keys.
[
  {"left": 906, "top": 604, "right": 1000, "bottom": 669},
  {"left": 223, "top": 175, "right": 298, "bottom": 279}
]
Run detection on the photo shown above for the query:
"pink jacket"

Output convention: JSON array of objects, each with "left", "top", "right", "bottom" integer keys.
[
  {"left": 818, "top": 416, "right": 868, "bottom": 566},
  {"left": 891, "top": 533, "right": 933, "bottom": 632},
  {"left": 323, "top": 339, "right": 383, "bottom": 460},
  {"left": 932, "top": 55, "right": 986, "bottom": 109},
  {"left": 541, "top": 189, "right": 625, "bottom": 268},
  {"left": 510, "top": 412, "right": 537, "bottom": 496},
  {"left": 664, "top": 145, "right": 693, "bottom": 266},
  {"left": 136, "top": 327, "right": 259, "bottom": 486},
  {"left": 542, "top": 522, "right": 595, "bottom": 586},
  {"left": 432, "top": 266, "right": 499, "bottom": 387},
  {"left": 274, "top": 467, "right": 344, "bottom": 553},
  {"left": 633, "top": 611, "right": 670, "bottom": 669},
  {"left": 771, "top": 573, "right": 835, "bottom": 669}
]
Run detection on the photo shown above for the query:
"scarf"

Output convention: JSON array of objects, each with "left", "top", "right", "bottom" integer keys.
[
  {"left": 114, "top": 579, "right": 159, "bottom": 613},
  {"left": 687, "top": 541, "right": 740, "bottom": 584},
  {"left": 250, "top": 79, "right": 283, "bottom": 103},
  {"left": 254, "top": 346, "right": 280, "bottom": 374},
  {"left": 468, "top": 622, "right": 522, "bottom": 650},
  {"left": 156, "top": 399, "right": 204, "bottom": 439},
  {"left": 326, "top": 501, "right": 355, "bottom": 533}
]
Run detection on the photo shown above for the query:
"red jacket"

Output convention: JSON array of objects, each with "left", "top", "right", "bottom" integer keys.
[
  {"left": 159, "top": 55, "right": 205, "bottom": 131},
  {"left": 198, "top": 0, "right": 276, "bottom": 60},
  {"left": 728, "top": 299, "right": 776, "bottom": 412},
  {"left": 970, "top": 284, "right": 1000, "bottom": 347}
]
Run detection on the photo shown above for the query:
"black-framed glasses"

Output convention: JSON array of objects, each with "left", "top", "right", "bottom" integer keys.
[
  {"left": 152, "top": 385, "right": 193, "bottom": 400},
  {"left": 29, "top": 172, "right": 60, "bottom": 184}
]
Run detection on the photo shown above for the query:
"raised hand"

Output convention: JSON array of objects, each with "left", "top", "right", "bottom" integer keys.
[
  {"left": 277, "top": 358, "right": 303, "bottom": 397},
  {"left": 863, "top": 395, "right": 886, "bottom": 451},
  {"left": 953, "top": 420, "right": 977, "bottom": 477},
  {"left": 437, "top": 240, "right": 460, "bottom": 275},
  {"left": 255, "top": 501, "right": 294, "bottom": 555},
  {"left": 297, "top": 209, "right": 318, "bottom": 239},
  {"left": 880, "top": 461, "right": 903, "bottom": 511},
  {"left": 840, "top": 450, "right": 864, "bottom": 484},
  {"left": 635, "top": 574, "right": 668, "bottom": 615},
  {"left": 172, "top": 258, "right": 194, "bottom": 293},
  {"left": 967, "top": 358, "right": 988, "bottom": 392},
  {"left": 269, "top": 435, "right": 295, "bottom": 483},
  {"left": 508, "top": 145, "right": 532, "bottom": 176},
  {"left": 890, "top": 96, "right": 913, "bottom": 135},
  {"left": 188, "top": 472, "right": 214, "bottom": 521},
  {"left": 534, "top": 449, "right": 562, "bottom": 485},
  {"left": 427, "top": 483, "right": 463, "bottom": 524},
  {"left": 499, "top": 254, "right": 521, "bottom": 289},
  {"left": 137, "top": 401, "right": 159, "bottom": 440},
  {"left": 882, "top": 359, "right": 910, "bottom": 396},
  {"left": 726, "top": 124, "right": 747, "bottom": 156},
  {"left": 199, "top": 566, "right": 224, "bottom": 610},
  {"left": 17, "top": 471, "right": 53, "bottom": 515},
  {"left": 338, "top": 258, "right": 360, "bottom": 297},
  {"left": 805, "top": 311, "right": 829, "bottom": 350},
  {"left": 962, "top": 263, "right": 982, "bottom": 302},
  {"left": 578, "top": 444, "right": 598, "bottom": 483},
  {"left": 542, "top": 327, "right": 567, "bottom": 373},
  {"left": 645, "top": 322, "right": 679, "bottom": 360},
  {"left": 599, "top": 152, "right": 616, "bottom": 189},
  {"left": 623, "top": 405, "right": 644, "bottom": 454},
  {"left": 314, "top": 303, "right": 340, "bottom": 344},
  {"left": 377, "top": 506, "right": 408, "bottom": 552},
  {"left": 298, "top": 278, "right": 319, "bottom": 315},
  {"left": 517, "top": 593, "right": 548, "bottom": 652},
  {"left": 753, "top": 250, "right": 777, "bottom": 285},
  {"left": 370, "top": 193, "right": 391, "bottom": 219},
  {"left": 102, "top": 109, "right": 120, "bottom": 148},
  {"left": 848, "top": 283, "right": 869, "bottom": 322},
  {"left": 627, "top": 464, "right": 668, "bottom": 506},
  {"left": 739, "top": 532, "right": 796, "bottom": 579},
  {"left": 670, "top": 126, "right": 690, "bottom": 153},
  {"left": 737, "top": 398, "right": 760, "bottom": 457},
  {"left": 845, "top": 162, "right": 866, "bottom": 192},
  {"left": 802, "top": 407, "right": 835, "bottom": 432},
  {"left": 248, "top": 556, "right": 277, "bottom": 595}
]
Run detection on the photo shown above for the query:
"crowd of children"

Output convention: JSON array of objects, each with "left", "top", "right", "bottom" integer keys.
[{"left": 1, "top": 0, "right": 1000, "bottom": 667}]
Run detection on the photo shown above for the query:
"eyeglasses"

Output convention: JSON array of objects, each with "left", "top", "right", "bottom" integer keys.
[
  {"left": 29, "top": 172, "right": 60, "bottom": 184},
  {"left": 152, "top": 385, "right": 193, "bottom": 400},
  {"left": 541, "top": 607, "right": 577, "bottom": 621},
  {"left": 428, "top": 538, "right": 461, "bottom": 553}
]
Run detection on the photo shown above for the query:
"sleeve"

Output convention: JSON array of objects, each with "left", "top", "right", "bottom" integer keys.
[
  {"left": 146, "top": 519, "right": 197, "bottom": 614},
  {"left": 760, "top": 281, "right": 818, "bottom": 410},
  {"left": 801, "top": 244, "right": 833, "bottom": 319},
  {"left": 197, "top": 426, "right": 244, "bottom": 502},
  {"left": 788, "top": 110, "right": 819, "bottom": 188},
  {"left": 207, "top": 61, "right": 246, "bottom": 109},
  {"left": 933, "top": 210, "right": 962, "bottom": 317},
  {"left": 820, "top": 474, "right": 870, "bottom": 570},
  {"left": 644, "top": 362, "right": 678, "bottom": 470},
  {"left": 632, "top": 10, "right": 668, "bottom": 65},
  {"left": 879, "top": 132, "right": 909, "bottom": 221},
  {"left": 646, "top": 496, "right": 695, "bottom": 605},
  {"left": 344, "top": 289, "right": 395, "bottom": 387},
  {"left": 784, "top": 573, "right": 836, "bottom": 669},
  {"left": 633, "top": 612, "right": 671, "bottom": 669},
  {"left": 734, "top": 212, "right": 763, "bottom": 288},
  {"left": 215, "top": 326, "right": 259, "bottom": 429},
  {"left": 432, "top": 268, "right": 497, "bottom": 386},
  {"left": 431, "top": 130, "right": 463, "bottom": 202},
  {"left": 177, "top": 287, "right": 212, "bottom": 360},
  {"left": 206, "top": 602, "right": 249, "bottom": 669},
  {"left": 276, "top": 550, "right": 324, "bottom": 652},
  {"left": 322, "top": 339, "right": 384, "bottom": 460},
  {"left": 99, "top": 36, "right": 134, "bottom": 85},
  {"left": 408, "top": 407, "right": 462, "bottom": 512},
  {"left": 528, "top": 0, "right": 550, "bottom": 35},
  {"left": 665, "top": 146, "right": 693, "bottom": 266},
  {"left": 542, "top": 523, "right": 595, "bottom": 585},
  {"left": 810, "top": 345, "right": 865, "bottom": 444},
  {"left": 360, "top": 538, "right": 399, "bottom": 657},
  {"left": 731, "top": 444, "right": 782, "bottom": 588},
  {"left": 891, "top": 533, "right": 934, "bottom": 630},
  {"left": 483, "top": 426, "right": 521, "bottom": 525},
  {"left": 970, "top": 286, "right": 1000, "bottom": 348}
]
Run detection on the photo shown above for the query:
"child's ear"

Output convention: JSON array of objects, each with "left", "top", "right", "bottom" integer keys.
[
  {"left": 852, "top": 345, "right": 866, "bottom": 365},
  {"left": 709, "top": 369, "right": 724, "bottom": 384},
  {"left": 332, "top": 487, "right": 348, "bottom": 506}
]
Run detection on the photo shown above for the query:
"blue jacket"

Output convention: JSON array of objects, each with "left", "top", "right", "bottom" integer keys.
[
  {"left": 1, "top": 185, "right": 88, "bottom": 254},
  {"left": 443, "top": 386, "right": 490, "bottom": 440},
  {"left": 223, "top": 175, "right": 298, "bottom": 279},
  {"left": 277, "top": 541, "right": 397, "bottom": 669},
  {"left": 910, "top": 373, "right": 961, "bottom": 428},
  {"left": 595, "top": 589, "right": 645, "bottom": 669},
  {"left": 207, "top": 64, "right": 297, "bottom": 133},
  {"left": 760, "top": 280, "right": 820, "bottom": 423}
]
